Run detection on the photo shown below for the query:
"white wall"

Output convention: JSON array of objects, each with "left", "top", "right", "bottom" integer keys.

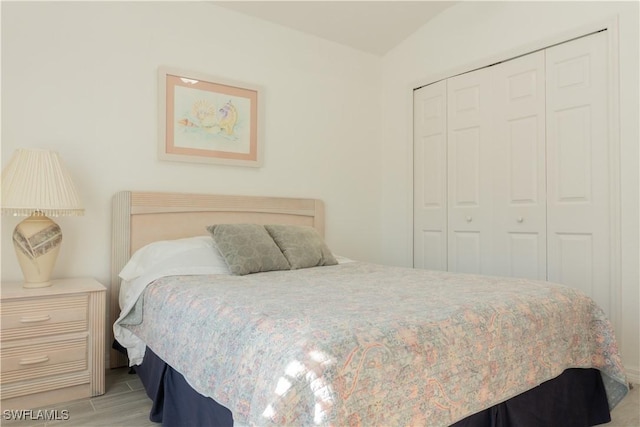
[
  {"left": 380, "top": 1, "right": 639, "bottom": 381},
  {"left": 3, "top": 0, "right": 638, "bottom": 382},
  {"left": 1, "top": 1, "right": 385, "bottom": 287}
]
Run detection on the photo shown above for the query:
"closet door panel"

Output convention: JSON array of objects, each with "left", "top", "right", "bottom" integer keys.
[
  {"left": 413, "top": 81, "right": 447, "bottom": 270},
  {"left": 447, "top": 68, "right": 493, "bottom": 274},
  {"left": 552, "top": 233, "right": 594, "bottom": 295},
  {"left": 546, "top": 31, "right": 610, "bottom": 315},
  {"left": 451, "top": 231, "right": 481, "bottom": 273},
  {"left": 508, "top": 232, "right": 542, "bottom": 279},
  {"left": 492, "top": 50, "right": 547, "bottom": 279},
  {"left": 452, "top": 128, "right": 480, "bottom": 205}
]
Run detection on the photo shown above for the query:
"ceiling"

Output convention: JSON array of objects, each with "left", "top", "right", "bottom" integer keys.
[{"left": 213, "top": 1, "right": 457, "bottom": 56}]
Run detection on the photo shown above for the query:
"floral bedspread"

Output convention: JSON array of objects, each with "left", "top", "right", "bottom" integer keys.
[{"left": 122, "top": 262, "right": 628, "bottom": 426}]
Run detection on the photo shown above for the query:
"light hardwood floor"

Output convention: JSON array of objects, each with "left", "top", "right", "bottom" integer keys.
[
  {"left": 1, "top": 369, "right": 153, "bottom": 427},
  {"left": 2, "top": 368, "right": 638, "bottom": 426}
]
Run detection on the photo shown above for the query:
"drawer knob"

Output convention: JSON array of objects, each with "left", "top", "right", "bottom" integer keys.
[
  {"left": 19, "top": 315, "right": 51, "bottom": 323},
  {"left": 19, "top": 355, "right": 49, "bottom": 365}
]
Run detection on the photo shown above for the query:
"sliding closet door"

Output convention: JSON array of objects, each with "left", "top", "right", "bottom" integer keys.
[
  {"left": 546, "top": 31, "right": 611, "bottom": 316},
  {"left": 447, "top": 67, "right": 494, "bottom": 274},
  {"left": 491, "top": 51, "right": 547, "bottom": 280},
  {"left": 413, "top": 81, "right": 448, "bottom": 270}
]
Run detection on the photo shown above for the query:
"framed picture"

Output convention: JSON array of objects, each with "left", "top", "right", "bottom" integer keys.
[{"left": 158, "top": 67, "right": 263, "bottom": 167}]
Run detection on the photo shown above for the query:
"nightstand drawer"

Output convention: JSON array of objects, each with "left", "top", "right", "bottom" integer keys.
[
  {"left": 0, "top": 294, "right": 88, "bottom": 341},
  {"left": 0, "top": 336, "right": 88, "bottom": 384},
  {"left": 0, "top": 277, "right": 105, "bottom": 409}
]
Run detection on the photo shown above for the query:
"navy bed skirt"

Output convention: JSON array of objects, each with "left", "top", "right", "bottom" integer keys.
[
  {"left": 134, "top": 346, "right": 233, "bottom": 427},
  {"left": 129, "top": 346, "right": 611, "bottom": 427}
]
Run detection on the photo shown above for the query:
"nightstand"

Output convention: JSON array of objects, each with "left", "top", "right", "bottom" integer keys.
[{"left": 0, "top": 277, "right": 106, "bottom": 410}]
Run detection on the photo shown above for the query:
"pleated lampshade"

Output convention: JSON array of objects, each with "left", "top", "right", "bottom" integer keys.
[
  {"left": 2, "top": 148, "right": 84, "bottom": 217},
  {"left": 1, "top": 148, "right": 84, "bottom": 287}
]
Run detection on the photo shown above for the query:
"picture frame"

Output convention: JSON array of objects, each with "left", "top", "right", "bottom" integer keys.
[{"left": 158, "top": 66, "right": 263, "bottom": 167}]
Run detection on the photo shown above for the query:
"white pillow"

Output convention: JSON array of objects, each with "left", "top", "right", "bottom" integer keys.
[
  {"left": 119, "top": 235, "right": 229, "bottom": 281},
  {"left": 334, "top": 254, "right": 355, "bottom": 264}
]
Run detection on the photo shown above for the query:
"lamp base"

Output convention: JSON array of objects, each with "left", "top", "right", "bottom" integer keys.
[
  {"left": 22, "top": 280, "right": 53, "bottom": 289},
  {"left": 12, "top": 213, "right": 62, "bottom": 287}
]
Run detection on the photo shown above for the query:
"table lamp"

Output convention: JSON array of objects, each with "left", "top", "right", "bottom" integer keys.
[{"left": 1, "top": 148, "right": 84, "bottom": 288}]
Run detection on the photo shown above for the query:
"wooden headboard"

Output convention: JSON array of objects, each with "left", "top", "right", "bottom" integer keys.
[{"left": 109, "top": 191, "right": 325, "bottom": 368}]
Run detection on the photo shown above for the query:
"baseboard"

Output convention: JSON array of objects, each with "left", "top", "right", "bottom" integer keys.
[{"left": 625, "top": 364, "right": 640, "bottom": 385}]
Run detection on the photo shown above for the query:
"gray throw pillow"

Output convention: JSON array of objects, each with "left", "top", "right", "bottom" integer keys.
[
  {"left": 206, "top": 224, "right": 290, "bottom": 275},
  {"left": 264, "top": 224, "right": 338, "bottom": 269}
]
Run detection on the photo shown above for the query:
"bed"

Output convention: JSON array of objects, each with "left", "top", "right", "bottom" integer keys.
[{"left": 110, "top": 191, "right": 629, "bottom": 427}]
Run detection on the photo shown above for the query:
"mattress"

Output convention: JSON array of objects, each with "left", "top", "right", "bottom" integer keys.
[{"left": 116, "top": 261, "right": 628, "bottom": 426}]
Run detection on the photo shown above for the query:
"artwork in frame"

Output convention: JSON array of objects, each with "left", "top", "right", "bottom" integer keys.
[{"left": 158, "top": 67, "right": 263, "bottom": 167}]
